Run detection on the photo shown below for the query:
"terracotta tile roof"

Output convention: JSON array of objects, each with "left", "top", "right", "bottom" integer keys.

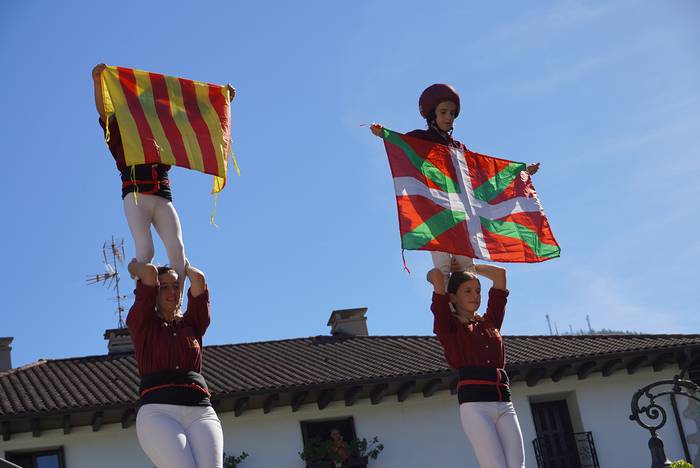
[{"left": 1, "top": 334, "right": 699, "bottom": 419}]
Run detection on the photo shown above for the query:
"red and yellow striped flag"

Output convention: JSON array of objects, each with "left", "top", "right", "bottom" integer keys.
[{"left": 100, "top": 65, "right": 236, "bottom": 193}]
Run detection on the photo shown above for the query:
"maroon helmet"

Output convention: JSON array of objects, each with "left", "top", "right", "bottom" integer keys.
[{"left": 419, "top": 83, "right": 460, "bottom": 118}]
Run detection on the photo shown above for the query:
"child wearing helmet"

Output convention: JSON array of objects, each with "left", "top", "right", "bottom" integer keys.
[
  {"left": 373, "top": 84, "right": 533, "bottom": 467},
  {"left": 370, "top": 83, "right": 539, "bottom": 281}
]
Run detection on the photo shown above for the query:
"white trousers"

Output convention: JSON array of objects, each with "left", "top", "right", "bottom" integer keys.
[
  {"left": 431, "top": 252, "right": 475, "bottom": 284},
  {"left": 459, "top": 402, "right": 525, "bottom": 468},
  {"left": 136, "top": 403, "right": 223, "bottom": 468},
  {"left": 123, "top": 193, "right": 186, "bottom": 287}
]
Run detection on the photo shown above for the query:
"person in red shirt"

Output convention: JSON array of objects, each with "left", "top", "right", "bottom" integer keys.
[
  {"left": 92, "top": 63, "right": 235, "bottom": 307},
  {"left": 428, "top": 262, "right": 524, "bottom": 468},
  {"left": 127, "top": 259, "right": 223, "bottom": 468},
  {"left": 370, "top": 84, "right": 539, "bottom": 283}
]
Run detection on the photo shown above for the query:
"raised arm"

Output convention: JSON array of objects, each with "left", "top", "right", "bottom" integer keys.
[
  {"left": 474, "top": 264, "right": 506, "bottom": 290},
  {"left": 427, "top": 268, "right": 447, "bottom": 295},
  {"left": 427, "top": 267, "right": 456, "bottom": 335},
  {"left": 186, "top": 263, "right": 206, "bottom": 298},
  {"left": 92, "top": 63, "right": 107, "bottom": 121},
  {"left": 125, "top": 260, "right": 159, "bottom": 333}
]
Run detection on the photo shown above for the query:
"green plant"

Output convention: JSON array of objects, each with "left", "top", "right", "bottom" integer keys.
[
  {"left": 299, "top": 437, "right": 332, "bottom": 463},
  {"left": 223, "top": 451, "right": 249, "bottom": 468},
  {"left": 348, "top": 436, "right": 384, "bottom": 460},
  {"left": 670, "top": 461, "right": 693, "bottom": 468}
]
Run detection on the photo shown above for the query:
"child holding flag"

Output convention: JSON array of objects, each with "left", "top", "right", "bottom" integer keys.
[
  {"left": 92, "top": 63, "right": 235, "bottom": 303},
  {"left": 370, "top": 83, "right": 539, "bottom": 280}
]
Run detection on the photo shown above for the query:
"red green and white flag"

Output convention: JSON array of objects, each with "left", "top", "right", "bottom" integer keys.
[{"left": 381, "top": 129, "right": 560, "bottom": 263}]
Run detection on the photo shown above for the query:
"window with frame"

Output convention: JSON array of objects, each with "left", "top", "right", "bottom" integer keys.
[
  {"left": 300, "top": 416, "right": 357, "bottom": 444},
  {"left": 300, "top": 416, "right": 358, "bottom": 465},
  {"left": 528, "top": 393, "right": 600, "bottom": 468},
  {"left": 5, "top": 447, "right": 65, "bottom": 468}
]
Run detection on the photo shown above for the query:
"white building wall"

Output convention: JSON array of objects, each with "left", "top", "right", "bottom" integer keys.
[{"left": 1, "top": 366, "right": 692, "bottom": 467}]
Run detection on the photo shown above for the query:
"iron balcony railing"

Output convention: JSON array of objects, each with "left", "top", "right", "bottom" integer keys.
[{"left": 533, "top": 431, "right": 600, "bottom": 468}]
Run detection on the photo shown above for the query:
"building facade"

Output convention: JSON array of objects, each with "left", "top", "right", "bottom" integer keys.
[{"left": 1, "top": 318, "right": 699, "bottom": 467}]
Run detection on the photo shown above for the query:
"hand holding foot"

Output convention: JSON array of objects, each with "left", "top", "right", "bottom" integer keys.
[
  {"left": 427, "top": 268, "right": 446, "bottom": 294},
  {"left": 128, "top": 259, "right": 157, "bottom": 286}
]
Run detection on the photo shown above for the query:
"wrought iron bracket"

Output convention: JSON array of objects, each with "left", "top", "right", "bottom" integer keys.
[{"left": 629, "top": 375, "right": 700, "bottom": 468}]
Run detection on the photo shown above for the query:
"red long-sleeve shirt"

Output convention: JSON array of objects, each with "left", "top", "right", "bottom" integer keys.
[
  {"left": 431, "top": 288, "right": 508, "bottom": 369},
  {"left": 126, "top": 281, "right": 210, "bottom": 377},
  {"left": 406, "top": 127, "right": 468, "bottom": 151}
]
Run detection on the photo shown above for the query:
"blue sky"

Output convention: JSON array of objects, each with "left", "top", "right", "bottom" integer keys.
[{"left": 1, "top": 0, "right": 698, "bottom": 367}]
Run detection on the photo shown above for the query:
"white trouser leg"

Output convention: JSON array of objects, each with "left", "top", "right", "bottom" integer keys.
[
  {"left": 136, "top": 404, "right": 197, "bottom": 468},
  {"left": 431, "top": 251, "right": 476, "bottom": 286},
  {"left": 123, "top": 193, "right": 156, "bottom": 263},
  {"left": 151, "top": 197, "right": 187, "bottom": 295},
  {"left": 495, "top": 403, "right": 525, "bottom": 468},
  {"left": 185, "top": 406, "right": 224, "bottom": 468},
  {"left": 136, "top": 404, "right": 223, "bottom": 468},
  {"left": 460, "top": 402, "right": 511, "bottom": 468},
  {"left": 452, "top": 254, "right": 475, "bottom": 273},
  {"left": 431, "top": 251, "right": 453, "bottom": 276}
]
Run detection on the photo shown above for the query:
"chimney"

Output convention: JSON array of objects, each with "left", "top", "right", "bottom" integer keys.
[
  {"left": 0, "top": 337, "right": 13, "bottom": 371},
  {"left": 327, "top": 308, "right": 368, "bottom": 336},
  {"left": 104, "top": 328, "right": 134, "bottom": 354}
]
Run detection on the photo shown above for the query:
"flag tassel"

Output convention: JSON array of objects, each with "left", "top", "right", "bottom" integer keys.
[{"left": 209, "top": 193, "right": 219, "bottom": 228}]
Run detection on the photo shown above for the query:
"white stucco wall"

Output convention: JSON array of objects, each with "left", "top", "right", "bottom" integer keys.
[{"left": 1, "top": 366, "right": 692, "bottom": 467}]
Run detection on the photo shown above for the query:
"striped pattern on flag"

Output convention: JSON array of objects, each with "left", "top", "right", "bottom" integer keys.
[
  {"left": 100, "top": 65, "right": 234, "bottom": 193},
  {"left": 382, "top": 129, "right": 560, "bottom": 263}
]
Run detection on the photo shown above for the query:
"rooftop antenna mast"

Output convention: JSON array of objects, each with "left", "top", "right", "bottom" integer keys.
[
  {"left": 545, "top": 314, "right": 553, "bottom": 335},
  {"left": 86, "top": 236, "right": 129, "bottom": 328}
]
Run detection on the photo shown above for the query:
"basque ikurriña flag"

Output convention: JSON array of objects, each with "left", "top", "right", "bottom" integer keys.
[
  {"left": 99, "top": 65, "right": 236, "bottom": 193},
  {"left": 381, "top": 129, "right": 560, "bottom": 263}
]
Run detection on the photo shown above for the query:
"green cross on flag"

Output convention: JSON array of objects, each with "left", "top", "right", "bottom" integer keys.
[{"left": 381, "top": 129, "right": 560, "bottom": 263}]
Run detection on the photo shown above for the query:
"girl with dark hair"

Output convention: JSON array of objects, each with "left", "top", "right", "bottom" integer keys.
[
  {"left": 126, "top": 259, "right": 223, "bottom": 468},
  {"left": 370, "top": 83, "right": 539, "bottom": 281},
  {"left": 427, "top": 261, "right": 524, "bottom": 468}
]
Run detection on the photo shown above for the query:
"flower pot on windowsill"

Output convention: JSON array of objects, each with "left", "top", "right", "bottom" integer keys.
[
  {"left": 346, "top": 456, "right": 369, "bottom": 467},
  {"left": 305, "top": 462, "right": 333, "bottom": 468}
]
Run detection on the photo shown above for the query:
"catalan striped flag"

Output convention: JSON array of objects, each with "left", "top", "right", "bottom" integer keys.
[
  {"left": 382, "top": 129, "right": 560, "bottom": 263},
  {"left": 100, "top": 65, "right": 235, "bottom": 193}
]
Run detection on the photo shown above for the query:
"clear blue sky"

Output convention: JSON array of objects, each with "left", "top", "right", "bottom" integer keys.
[{"left": 1, "top": 0, "right": 698, "bottom": 368}]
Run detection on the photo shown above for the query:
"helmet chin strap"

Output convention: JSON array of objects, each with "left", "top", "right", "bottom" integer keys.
[{"left": 429, "top": 121, "right": 454, "bottom": 138}]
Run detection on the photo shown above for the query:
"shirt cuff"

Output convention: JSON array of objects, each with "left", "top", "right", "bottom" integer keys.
[
  {"left": 432, "top": 291, "right": 450, "bottom": 304},
  {"left": 188, "top": 286, "right": 210, "bottom": 303},
  {"left": 489, "top": 287, "right": 509, "bottom": 296}
]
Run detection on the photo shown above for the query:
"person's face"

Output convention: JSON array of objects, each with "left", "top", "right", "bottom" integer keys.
[
  {"left": 434, "top": 101, "right": 458, "bottom": 132},
  {"left": 157, "top": 271, "right": 180, "bottom": 315},
  {"left": 330, "top": 430, "right": 342, "bottom": 443},
  {"left": 449, "top": 279, "right": 481, "bottom": 314}
]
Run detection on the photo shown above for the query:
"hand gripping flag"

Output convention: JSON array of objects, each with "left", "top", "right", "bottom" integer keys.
[
  {"left": 99, "top": 65, "right": 237, "bottom": 193},
  {"left": 381, "top": 129, "right": 560, "bottom": 263}
]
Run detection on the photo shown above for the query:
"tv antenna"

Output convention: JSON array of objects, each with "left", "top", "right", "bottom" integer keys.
[{"left": 86, "top": 237, "right": 129, "bottom": 328}]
